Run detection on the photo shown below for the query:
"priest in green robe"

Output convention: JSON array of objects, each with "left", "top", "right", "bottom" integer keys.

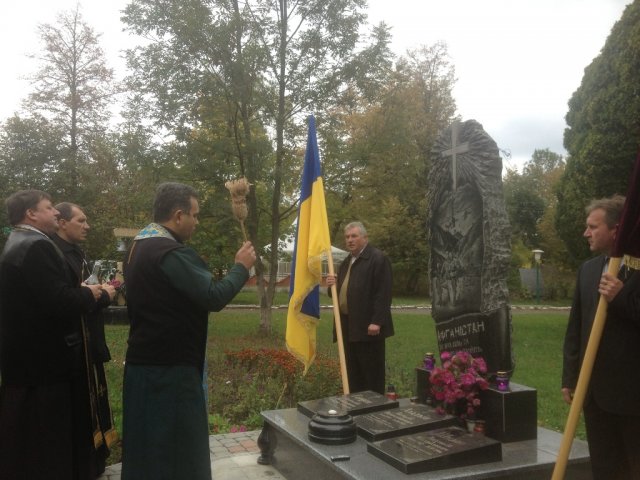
[{"left": 122, "top": 182, "right": 256, "bottom": 480}]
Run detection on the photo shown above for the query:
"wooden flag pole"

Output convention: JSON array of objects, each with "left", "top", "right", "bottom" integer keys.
[
  {"left": 551, "top": 256, "right": 622, "bottom": 480},
  {"left": 326, "top": 249, "right": 350, "bottom": 395}
]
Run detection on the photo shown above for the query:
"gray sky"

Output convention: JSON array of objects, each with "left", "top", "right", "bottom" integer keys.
[{"left": 0, "top": 0, "right": 631, "bottom": 170}]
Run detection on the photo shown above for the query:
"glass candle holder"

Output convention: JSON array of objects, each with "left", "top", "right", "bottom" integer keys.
[
  {"left": 423, "top": 352, "right": 436, "bottom": 371},
  {"left": 385, "top": 384, "right": 398, "bottom": 401},
  {"left": 496, "top": 371, "right": 510, "bottom": 392},
  {"left": 473, "top": 419, "right": 486, "bottom": 434}
]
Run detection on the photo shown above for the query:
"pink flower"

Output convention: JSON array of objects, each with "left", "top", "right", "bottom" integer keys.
[
  {"left": 473, "top": 357, "right": 488, "bottom": 374},
  {"left": 444, "top": 392, "right": 457, "bottom": 404},
  {"left": 428, "top": 350, "right": 489, "bottom": 420},
  {"left": 455, "top": 351, "right": 471, "bottom": 365},
  {"left": 460, "top": 372, "right": 476, "bottom": 386},
  {"left": 442, "top": 371, "right": 456, "bottom": 385}
]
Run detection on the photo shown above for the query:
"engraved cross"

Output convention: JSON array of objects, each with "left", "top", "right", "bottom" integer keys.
[{"left": 442, "top": 121, "right": 470, "bottom": 191}]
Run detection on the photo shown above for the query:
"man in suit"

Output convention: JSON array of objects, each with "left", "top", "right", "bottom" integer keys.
[
  {"left": 562, "top": 195, "right": 640, "bottom": 480},
  {"left": 327, "top": 221, "right": 394, "bottom": 394}
]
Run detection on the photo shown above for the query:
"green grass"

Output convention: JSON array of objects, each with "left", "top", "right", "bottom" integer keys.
[
  {"left": 104, "top": 308, "right": 582, "bottom": 465},
  {"left": 230, "top": 290, "right": 571, "bottom": 308}
]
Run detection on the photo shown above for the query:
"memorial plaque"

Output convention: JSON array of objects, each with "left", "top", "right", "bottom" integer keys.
[
  {"left": 356, "top": 404, "right": 458, "bottom": 441},
  {"left": 368, "top": 426, "right": 502, "bottom": 474},
  {"left": 298, "top": 390, "right": 398, "bottom": 418}
]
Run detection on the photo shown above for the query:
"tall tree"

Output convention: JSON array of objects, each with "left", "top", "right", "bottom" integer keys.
[
  {"left": 503, "top": 171, "right": 545, "bottom": 247},
  {"left": 322, "top": 43, "right": 457, "bottom": 294},
  {"left": 122, "top": 0, "right": 387, "bottom": 330},
  {"left": 0, "top": 115, "right": 65, "bottom": 196},
  {"left": 504, "top": 149, "right": 564, "bottom": 248},
  {"left": 0, "top": 114, "right": 64, "bottom": 251},
  {"left": 557, "top": 1, "right": 640, "bottom": 263},
  {"left": 503, "top": 148, "right": 566, "bottom": 267},
  {"left": 26, "top": 6, "right": 115, "bottom": 197}
]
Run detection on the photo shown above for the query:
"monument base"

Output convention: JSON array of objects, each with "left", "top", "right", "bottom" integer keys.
[
  {"left": 415, "top": 367, "right": 431, "bottom": 404},
  {"left": 480, "top": 383, "right": 537, "bottom": 442},
  {"left": 260, "top": 405, "right": 592, "bottom": 480}
]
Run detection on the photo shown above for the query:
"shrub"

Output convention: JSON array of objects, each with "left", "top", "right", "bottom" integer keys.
[{"left": 208, "top": 348, "right": 342, "bottom": 433}]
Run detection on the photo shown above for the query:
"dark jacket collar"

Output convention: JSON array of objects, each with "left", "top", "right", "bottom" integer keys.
[{"left": 51, "top": 233, "right": 84, "bottom": 256}]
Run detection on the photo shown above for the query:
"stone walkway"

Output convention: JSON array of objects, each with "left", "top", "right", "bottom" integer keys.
[{"left": 98, "top": 430, "right": 286, "bottom": 480}]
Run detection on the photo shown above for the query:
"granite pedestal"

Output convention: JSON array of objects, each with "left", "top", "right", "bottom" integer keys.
[
  {"left": 415, "top": 367, "right": 432, "bottom": 404},
  {"left": 479, "top": 383, "right": 537, "bottom": 442},
  {"left": 260, "top": 404, "right": 592, "bottom": 480}
]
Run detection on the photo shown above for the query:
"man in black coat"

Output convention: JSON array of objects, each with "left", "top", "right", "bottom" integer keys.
[
  {"left": 0, "top": 190, "right": 113, "bottom": 479},
  {"left": 562, "top": 195, "right": 640, "bottom": 480},
  {"left": 327, "top": 221, "right": 394, "bottom": 394},
  {"left": 53, "top": 202, "right": 117, "bottom": 475}
]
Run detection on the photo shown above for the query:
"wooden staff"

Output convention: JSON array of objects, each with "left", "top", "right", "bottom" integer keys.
[
  {"left": 551, "top": 256, "right": 622, "bottom": 479},
  {"left": 225, "top": 177, "right": 250, "bottom": 241},
  {"left": 326, "top": 247, "right": 350, "bottom": 394}
]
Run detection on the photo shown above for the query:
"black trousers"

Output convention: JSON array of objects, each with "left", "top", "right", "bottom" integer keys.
[
  {"left": 584, "top": 399, "right": 640, "bottom": 480},
  {"left": 344, "top": 339, "right": 386, "bottom": 395}
]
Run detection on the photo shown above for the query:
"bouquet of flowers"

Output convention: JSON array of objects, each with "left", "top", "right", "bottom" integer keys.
[{"left": 429, "top": 351, "right": 489, "bottom": 419}]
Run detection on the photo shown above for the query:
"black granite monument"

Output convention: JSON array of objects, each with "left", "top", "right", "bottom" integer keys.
[{"left": 428, "top": 119, "right": 514, "bottom": 375}]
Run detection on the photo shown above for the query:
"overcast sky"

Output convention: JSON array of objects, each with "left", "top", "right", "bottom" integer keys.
[{"left": 0, "top": 0, "right": 632, "bottom": 170}]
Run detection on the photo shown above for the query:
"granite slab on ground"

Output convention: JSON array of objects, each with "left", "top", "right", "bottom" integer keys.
[{"left": 260, "top": 406, "right": 592, "bottom": 480}]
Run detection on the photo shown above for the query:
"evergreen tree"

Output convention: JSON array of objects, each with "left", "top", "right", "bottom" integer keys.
[{"left": 558, "top": 1, "right": 640, "bottom": 263}]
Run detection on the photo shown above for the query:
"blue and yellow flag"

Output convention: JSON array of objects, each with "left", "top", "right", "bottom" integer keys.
[{"left": 286, "top": 115, "right": 332, "bottom": 373}]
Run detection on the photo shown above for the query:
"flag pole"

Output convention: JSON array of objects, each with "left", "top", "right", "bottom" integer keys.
[
  {"left": 551, "top": 256, "right": 621, "bottom": 479},
  {"left": 326, "top": 248, "right": 350, "bottom": 394}
]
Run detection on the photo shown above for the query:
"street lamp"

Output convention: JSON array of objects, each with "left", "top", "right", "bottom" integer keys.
[{"left": 532, "top": 249, "right": 544, "bottom": 304}]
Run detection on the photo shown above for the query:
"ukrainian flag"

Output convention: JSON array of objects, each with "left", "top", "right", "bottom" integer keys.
[{"left": 286, "top": 115, "right": 332, "bottom": 373}]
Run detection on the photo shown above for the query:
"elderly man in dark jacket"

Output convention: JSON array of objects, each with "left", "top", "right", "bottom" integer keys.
[{"left": 327, "top": 221, "right": 394, "bottom": 394}]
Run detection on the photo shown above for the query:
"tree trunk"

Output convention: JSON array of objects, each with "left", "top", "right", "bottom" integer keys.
[{"left": 258, "top": 0, "right": 289, "bottom": 334}]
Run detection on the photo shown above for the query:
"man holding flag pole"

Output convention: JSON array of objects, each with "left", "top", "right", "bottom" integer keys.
[
  {"left": 286, "top": 115, "right": 349, "bottom": 393},
  {"left": 326, "top": 222, "right": 394, "bottom": 395},
  {"left": 554, "top": 154, "right": 640, "bottom": 480}
]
